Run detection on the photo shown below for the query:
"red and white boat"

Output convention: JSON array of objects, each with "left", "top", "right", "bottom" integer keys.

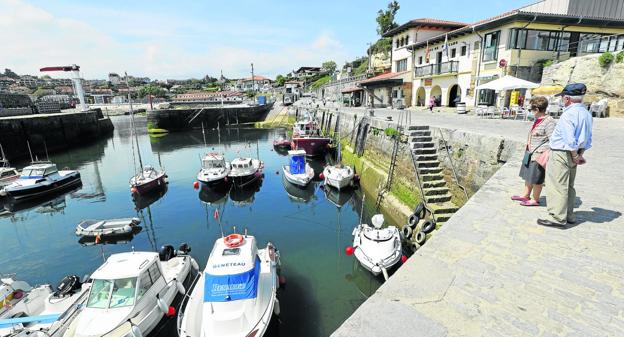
[
  {"left": 291, "top": 118, "right": 331, "bottom": 157},
  {"left": 130, "top": 166, "right": 167, "bottom": 195}
]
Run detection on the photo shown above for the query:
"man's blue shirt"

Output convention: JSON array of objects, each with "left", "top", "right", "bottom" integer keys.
[{"left": 549, "top": 103, "right": 593, "bottom": 152}]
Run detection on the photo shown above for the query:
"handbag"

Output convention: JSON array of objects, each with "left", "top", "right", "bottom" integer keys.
[{"left": 536, "top": 149, "right": 550, "bottom": 168}]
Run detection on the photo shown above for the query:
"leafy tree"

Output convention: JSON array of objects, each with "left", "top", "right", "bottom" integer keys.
[
  {"left": 33, "top": 87, "right": 53, "bottom": 98},
  {"left": 322, "top": 61, "right": 337, "bottom": 74},
  {"left": 138, "top": 84, "right": 167, "bottom": 110},
  {"left": 275, "top": 74, "right": 286, "bottom": 87},
  {"left": 3, "top": 68, "right": 19, "bottom": 79},
  {"left": 376, "top": 1, "right": 400, "bottom": 36}
]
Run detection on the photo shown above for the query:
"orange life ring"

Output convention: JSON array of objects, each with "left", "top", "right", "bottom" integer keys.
[{"left": 224, "top": 234, "right": 245, "bottom": 248}]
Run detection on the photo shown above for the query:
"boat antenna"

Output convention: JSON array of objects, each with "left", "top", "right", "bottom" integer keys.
[
  {"left": 359, "top": 192, "right": 366, "bottom": 226},
  {"left": 43, "top": 140, "right": 50, "bottom": 161},
  {"left": 126, "top": 71, "right": 144, "bottom": 173},
  {"left": 26, "top": 140, "right": 34, "bottom": 162},
  {"left": 201, "top": 122, "right": 207, "bottom": 147},
  {"left": 129, "top": 115, "right": 138, "bottom": 174}
]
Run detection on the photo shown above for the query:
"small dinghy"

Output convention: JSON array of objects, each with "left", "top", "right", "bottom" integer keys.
[
  {"left": 322, "top": 164, "right": 355, "bottom": 190},
  {"left": 62, "top": 244, "right": 198, "bottom": 337},
  {"left": 282, "top": 150, "right": 314, "bottom": 187},
  {"left": 75, "top": 218, "right": 141, "bottom": 238},
  {"left": 178, "top": 233, "right": 281, "bottom": 337},
  {"left": 0, "top": 275, "right": 91, "bottom": 336},
  {"left": 351, "top": 214, "right": 402, "bottom": 280},
  {"left": 272, "top": 137, "right": 292, "bottom": 152}
]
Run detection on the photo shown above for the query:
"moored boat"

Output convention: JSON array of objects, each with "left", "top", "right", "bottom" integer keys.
[
  {"left": 351, "top": 214, "right": 402, "bottom": 279},
  {"left": 0, "top": 275, "right": 91, "bottom": 336},
  {"left": 129, "top": 166, "right": 167, "bottom": 195},
  {"left": 228, "top": 157, "right": 263, "bottom": 188},
  {"left": 0, "top": 145, "right": 18, "bottom": 188},
  {"left": 322, "top": 164, "right": 355, "bottom": 190},
  {"left": 62, "top": 245, "right": 198, "bottom": 337},
  {"left": 272, "top": 137, "right": 292, "bottom": 151},
  {"left": 75, "top": 218, "right": 141, "bottom": 238},
  {"left": 0, "top": 162, "right": 81, "bottom": 201},
  {"left": 282, "top": 150, "right": 314, "bottom": 187},
  {"left": 291, "top": 118, "right": 331, "bottom": 157},
  {"left": 197, "top": 153, "right": 231, "bottom": 189},
  {"left": 178, "top": 233, "right": 281, "bottom": 337}
]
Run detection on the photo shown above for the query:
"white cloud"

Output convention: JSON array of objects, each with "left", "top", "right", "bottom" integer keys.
[{"left": 0, "top": 0, "right": 350, "bottom": 79}]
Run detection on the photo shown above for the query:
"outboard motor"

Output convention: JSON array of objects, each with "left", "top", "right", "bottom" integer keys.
[
  {"left": 55, "top": 275, "right": 82, "bottom": 297},
  {"left": 159, "top": 245, "right": 175, "bottom": 261},
  {"left": 177, "top": 243, "right": 192, "bottom": 255}
]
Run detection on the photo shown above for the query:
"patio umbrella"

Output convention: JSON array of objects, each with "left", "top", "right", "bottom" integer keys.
[
  {"left": 476, "top": 75, "right": 540, "bottom": 91},
  {"left": 532, "top": 85, "right": 564, "bottom": 95}
]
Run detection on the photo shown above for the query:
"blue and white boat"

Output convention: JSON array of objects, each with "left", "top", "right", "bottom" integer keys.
[
  {"left": 282, "top": 150, "right": 314, "bottom": 187},
  {"left": 178, "top": 234, "right": 280, "bottom": 337},
  {"left": 0, "top": 162, "right": 81, "bottom": 201}
]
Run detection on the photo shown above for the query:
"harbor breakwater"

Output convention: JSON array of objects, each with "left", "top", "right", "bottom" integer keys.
[
  {"left": 146, "top": 103, "right": 274, "bottom": 131},
  {"left": 0, "top": 109, "right": 114, "bottom": 161}
]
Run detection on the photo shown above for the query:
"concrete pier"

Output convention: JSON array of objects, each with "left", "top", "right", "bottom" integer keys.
[
  {"left": 322, "top": 105, "right": 624, "bottom": 336},
  {"left": 0, "top": 110, "right": 114, "bottom": 160}
]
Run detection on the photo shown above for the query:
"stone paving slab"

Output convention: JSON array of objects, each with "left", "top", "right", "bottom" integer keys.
[{"left": 330, "top": 108, "right": 624, "bottom": 337}]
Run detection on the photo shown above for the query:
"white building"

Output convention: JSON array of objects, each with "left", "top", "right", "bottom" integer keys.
[{"left": 237, "top": 76, "right": 272, "bottom": 92}]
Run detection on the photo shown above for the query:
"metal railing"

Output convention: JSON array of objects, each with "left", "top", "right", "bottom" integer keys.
[
  {"left": 414, "top": 61, "right": 459, "bottom": 77},
  {"left": 437, "top": 129, "right": 469, "bottom": 202}
]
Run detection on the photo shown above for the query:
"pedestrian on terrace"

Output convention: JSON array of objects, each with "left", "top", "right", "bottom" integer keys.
[
  {"left": 512, "top": 96, "right": 556, "bottom": 206},
  {"left": 537, "top": 83, "right": 593, "bottom": 228}
]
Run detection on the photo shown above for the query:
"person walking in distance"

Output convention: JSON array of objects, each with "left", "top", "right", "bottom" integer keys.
[{"left": 537, "top": 83, "right": 593, "bottom": 228}]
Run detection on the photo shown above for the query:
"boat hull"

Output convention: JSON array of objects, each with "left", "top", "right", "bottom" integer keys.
[
  {"left": 323, "top": 166, "right": 355, "bottom": 190},
  {"left": 132, "top": 174, "right": 167, "bottom": 195},
  {"left": 4, "top": 172, "right": 81, "bottom": 201},
  {"left": 292, "top": 137, "right": 331, "bottom": 157}
]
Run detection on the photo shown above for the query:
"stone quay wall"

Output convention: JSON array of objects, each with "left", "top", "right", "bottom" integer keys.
[{"left": 0, "top": 110, "right": 114, "bottom": 161}]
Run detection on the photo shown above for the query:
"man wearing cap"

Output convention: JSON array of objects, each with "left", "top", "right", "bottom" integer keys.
[{"left": 537, "top": 83, "right": 593, "bottom": 228}]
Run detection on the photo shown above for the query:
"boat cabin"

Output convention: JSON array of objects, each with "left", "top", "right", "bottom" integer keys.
[
  {"left": 287, "top": 150, "right": 306, "bottom": 174},
  {"left": 19, "top": 163, "right": 58, "bottom": 179},
  {"left": 141, "top": 166, "right": 159, "bottom": 178},
  {"left": 231, "top": 158, "right": 253, "bottom": 170},
  {"left": 86, "top": 252, "right": 163, "bottom": 310},
  {"left": 0, "top": 168, "right": 18, "bottom": 179},
  {"left": 202, "top": 153, "right": 226, "bottom": 169},
  {"left": 293, "top": 119, "right": 320, "bottom": 137}
]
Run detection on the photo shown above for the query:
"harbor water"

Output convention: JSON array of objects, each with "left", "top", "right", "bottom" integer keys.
[{"left": 0, "top": 116, "right": 384, "bottom": 337}]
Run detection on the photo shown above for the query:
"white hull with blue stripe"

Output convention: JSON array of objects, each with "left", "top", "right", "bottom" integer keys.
[{"left": 178, "top": 235, "right": 280, "bottom": 337}]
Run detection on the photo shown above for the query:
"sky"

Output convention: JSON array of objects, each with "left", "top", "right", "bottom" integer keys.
[{"left": 0, "top": 0, "right": 532, "bottom": 80}]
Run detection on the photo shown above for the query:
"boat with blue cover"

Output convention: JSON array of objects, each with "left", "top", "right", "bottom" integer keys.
[
  {"left": 178, "top": 233, "right": 281, "bottom": 337},
  {"left": 0, "top": 162, "right": 81, "bottom": 201},
  {"left": 282, "top": 150, "right": 314, "bottom": 187}
]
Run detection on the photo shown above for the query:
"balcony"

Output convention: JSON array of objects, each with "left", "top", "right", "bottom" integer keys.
[{"left": 415, "top": 61, "right": 459, "bottom": 77}]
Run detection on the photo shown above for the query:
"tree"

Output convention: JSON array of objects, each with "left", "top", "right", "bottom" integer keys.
[
  {"left": 3, "top": 68, "right": 19, "bottom": 79},
  {"left": 322, "top": 61, "right": 337, "bottom": 74},
  {"left": 33, "top": 87, "right": 53, "bottom": 98},
  {"left": 376, "top": 1, "right": 400, "bottom": 36},
  {"left": 274, "top": 74, "right": 286, "bottom": 87},
  {"left": 138, "top": 84, "right": 167, "bottom": 110}
]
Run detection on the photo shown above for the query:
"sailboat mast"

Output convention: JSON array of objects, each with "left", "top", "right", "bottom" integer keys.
[{"left": 126, "top": 72, "right": 144, "bottom": 170}]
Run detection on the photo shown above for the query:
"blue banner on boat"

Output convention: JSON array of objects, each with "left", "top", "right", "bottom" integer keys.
[
  {"left": 0, "top": 314, "right": 60, "bottom": 328},
  {"left": 204, "top": 258, "right": 260, "bottom": 302},
  {"left": 289, "top": 155, "right": 305, "bottom": 175}
]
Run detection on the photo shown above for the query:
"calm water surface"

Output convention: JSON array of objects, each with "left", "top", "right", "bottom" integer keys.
[{"left": 0, "top": 116, "right": 384, "bottom": 337}]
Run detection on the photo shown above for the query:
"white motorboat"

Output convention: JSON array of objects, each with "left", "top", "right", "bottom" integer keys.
[
  {"left": 178, "top": 234, "right": 280, "bottom": 337},
  {"left": 322, "top": 164, "right": 355, "bottom": 190},
  {"left": 282, "top": 150, "right": 314, "bottom": 187},
  {"left": 197, "top": 153, "right": 231, "bottom": 189},
  {"left": 351, "top": 214, "right": 402, "bottom": 279},
  {"left": 0, "top": 275, "right": 90, "bottom": 336},
  {"left": 322, "top": 110, "right": 355, "bottom": 190},
  {"left": 63, "top": 245, "right": 198, "bottom": 337},
  {"left": 0, "top": 162, "right": 81, "bottom": 200},
  {"left": 75, "top": 218, "right": 141, "bottom": 238},
  {"left": 0, "top": 145, "right": 18, "bottom": 188},
  {"left": 228, "top": 158, "right": 263, "bottom": 188}
]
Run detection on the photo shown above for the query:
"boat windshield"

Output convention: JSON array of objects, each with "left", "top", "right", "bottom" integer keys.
[
  {"left": 86, "top": 278, "right": 137, "bottom": 309},
  {"left": 203, "top": 159, "right": 223, "bottom": 169},
  {"left": 20, "top": 168, "right": 45, "bottom": 177}
]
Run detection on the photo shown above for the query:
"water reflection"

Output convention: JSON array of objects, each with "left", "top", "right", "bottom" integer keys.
[
  {"left": 323, "top": 186, "right": 355, "bottom": 209},
  {"left": 2, "top": 183, "right": 82, "bottom": 215},
  {"left": 132, "top": 186, "right": 168, "bottom": 210},
  {"left": 282, "top": 175, "right": 317, "bottom": 203}
]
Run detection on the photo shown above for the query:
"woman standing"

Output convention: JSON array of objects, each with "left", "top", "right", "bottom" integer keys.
[{"left": 511, "top": 96, "right": 556, "bottom": 206}]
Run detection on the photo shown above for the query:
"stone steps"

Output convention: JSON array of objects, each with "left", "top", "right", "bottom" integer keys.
[
  {"left": 409, "top": 131, "right": 432, "bottom": 137},
  {"left": 413, "top": 148, "right": 437, "bottom": 155},
  {"left": 418, "top": 167, "right": 443, "bottom": 174},
  {"left": 411, "top": 142, "right": 435, "bottom": 149},
  {"left": 422, "top": 179, "right": 447, "bottom": 188},
  {"left": 410, "top": 136, "right": 433, "bottom": 143},
  {"left": 408, "top": 125, "right": 430, "bottom": 131},
  {"left": 414, "top": 154, "right": 438, "bottom": 161},
  {"left": 425, "top": 193, "right": 452, "bottom": 203},
  {"left": 423, "top": 187, "right": 450, "bottom": 196},
  {"left": 420, "top": 173, "right": 443, "bottom": 182},
  {"left": 417, "top": 160, "right": 440, "bottom": 168}
]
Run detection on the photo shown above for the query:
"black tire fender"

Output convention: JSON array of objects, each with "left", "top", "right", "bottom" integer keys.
[
  {"left": 401, "top": 226, "right": 413, "bottom": 239},
  {"left": 413, "top": 202, "right": 425, "bottom": 219},
  {"left": 407, "top": 214, "right": 419, "bottom": 229},
  {"left": 415, "top": 231, "right": 427, "bottom": 245},
  {"left": 421, "top": 220, "right": 436, "bottom": 234}
]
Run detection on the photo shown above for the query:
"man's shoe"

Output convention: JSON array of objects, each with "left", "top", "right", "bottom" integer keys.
[{"left": 537, "top": 219, "right": 567, "bottom": 228}]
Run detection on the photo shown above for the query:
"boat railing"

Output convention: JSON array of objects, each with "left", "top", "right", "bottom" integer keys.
[{"left": 176, "top": 271, "right": 202, "bottom": 336}]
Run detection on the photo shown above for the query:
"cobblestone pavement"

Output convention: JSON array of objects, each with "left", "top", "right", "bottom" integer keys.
[{"left": 325, "top": 104, "right": 624, "bottom": 336}]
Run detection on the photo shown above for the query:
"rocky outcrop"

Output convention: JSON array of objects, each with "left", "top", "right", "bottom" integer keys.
[{"left": 542, "top": 54, "right": 624, "bottom": 117}]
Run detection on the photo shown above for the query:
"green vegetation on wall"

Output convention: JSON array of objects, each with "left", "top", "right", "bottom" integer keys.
[
  {"left": 616, "top": 51, "right": 624, "bottom": 64},
  {"left": 599, "top": 52, "right": 615, "bottom": 68},
  {"left": 310, "top": 75, "right": 332, "bottom": 90}
]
